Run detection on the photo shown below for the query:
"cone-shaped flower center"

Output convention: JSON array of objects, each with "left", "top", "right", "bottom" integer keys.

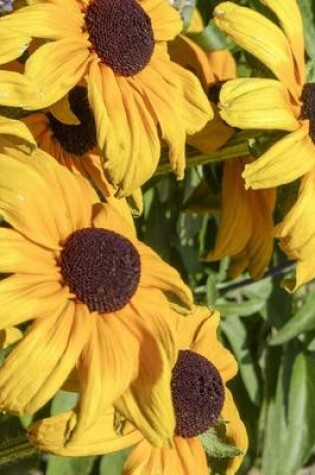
[
  {"left": 85, "top": 0, "right": 154, "bottom": 76},
  {"left": 171, "top": 350, "right": 224, "bottom": 438},
  {"left": 47, "top": 86, "right": 97, "bottom": 156},
  {"left": 61, "top": 228, "right": 141, "bottom": 313},
  {"left": 301, "top": 83, "right": 315, "bottom": 144}
]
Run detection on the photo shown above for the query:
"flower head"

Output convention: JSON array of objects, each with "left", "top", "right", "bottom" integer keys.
[
  {"left": 0, "top": 147, "right": 193, "bottom": 445},
  {"left": 214, "top": 0, "right": 315, "bottom": 190},
  {"left": 28, "top": 307, "right": 248, "bottom": 475},
  {"left": 0, "top": 0, "right": 212, "bottom": 195}
]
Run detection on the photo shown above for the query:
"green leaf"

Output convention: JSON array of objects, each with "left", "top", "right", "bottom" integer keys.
[
  {"left": 280, "top": 353, "right": 315, "bottom": 475},
  {"left": 46, "top": 455, "right": 95, "bottom": 475},
  {"left": 199, "top": 427, "right": 242, "bottom": 459},
  {"left": 100, "top": 447, "right": 133, "bottom": 475},
  {"left": 270, "top": 290, "right": 315, "bottom": 345},
  {"left": 187, "top": 20, "right": 234, "bottom": 51},
  {"left": 215, "top": 297, "right": 265, "bottom": 317},
  {"left": 297, "top": 0, "right": 315, "bottom": 59},
  {"left": 221, "top": 317, "right": 260, "bottom": 405},
  {"left": 51, "top": 390, "right": 78, "bottom": 416}
]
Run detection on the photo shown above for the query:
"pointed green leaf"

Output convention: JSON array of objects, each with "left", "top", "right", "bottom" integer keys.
[{"left": 199, "top": 427, "right": 242, "bottom": 459}]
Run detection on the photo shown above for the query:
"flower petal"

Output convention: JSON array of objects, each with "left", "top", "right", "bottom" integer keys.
[
  {"left": 0, "top": 273, "right": 67, "bottom": 329},
  {"left": 0, "top": 228, "right": 57, "bottom": 274},
  {"left": 275, "top": 168, "right": 315, "bottom": 290},
  {"left": 190, "top": 309, "right": 238, "bottom": 382},
  {"left": 92, "top": 202, "right": 136, "bottom": 242},
  {"left": 139, "top": 241, "right": 193, "bottom": 310},
  {"left": 213, "top": 2, "right": 300, "bottom": 100},
  {"left": 0, "top": 30, "right": 31, "bottom": 65},
  {"left": 0, "top": 70, "right": 41, "bottom": 108},
  {"left": 221, "top": 389, "right": 248, "bottom": 475},
  {"left": 114, "top": 290, "right": 176, "bottom": 446},
  {"left": 219, "top": 78, "right": 299, "bottom": 131},
  {"left": 0, "top": 327, "right": 22, "bottom": 349},
  {"left": 28, "top": 408, "right": 142, "bottom": 456},
  {"left": 0, "top": 116, "right": 36, "bottom": 146},
  {"left": 141, "top": 0, "right": 182, "bottom": 41},
  {"left": 242, "top": 122, "right": 315, "bottom": 189},
  {"left": 25, "top": 37, "right": 90, "bottom": 109},
  {"left": 262, "top": 0, "right": 305, "bottom": 86},
  {"left": 0, "top": 4, "right": 82, "bottom": 40},
  {"left": 0, "top": 301, "right": 90, "bottom": 414}
]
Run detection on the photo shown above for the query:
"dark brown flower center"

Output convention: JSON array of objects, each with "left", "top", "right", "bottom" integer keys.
[
  {"left": 301, "top": 83, "right": 315, "bottom": 144},
  {"left": 85, "top": 0, "right": 154, "bottom": 76},
  {"left": 47, "top": 87, "right": 97, "bottom": 156},
  {"left": 61, "top": 228, "right": 141, "bottom": 313},
  {"left": 171, "top": 349, "right": 224, "bottom": 438}
]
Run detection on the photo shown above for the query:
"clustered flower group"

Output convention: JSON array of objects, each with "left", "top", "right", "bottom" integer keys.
[{"left": 0, "top": 0, "right": 311, "bottom": 473}]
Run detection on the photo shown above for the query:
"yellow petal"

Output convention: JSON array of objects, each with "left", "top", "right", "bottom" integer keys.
[
  {"left": 28, "top": 408, "right": 142, "bottom": 456},
  {"left": 139, "top": 241, "right": 193, "bottom": 310},
  {"left": 25, "top": 37, "right": 90, "bottom": 109},
  {"left": 0, "top": 273, "right": 67, "bottom": 330},
  {"left": 207, "top": 49, "right": 236, "bottom": 82},
  {"left": 115, "top": 290, "right": 176, "bottom": 446},
  {"left": 0, "top": 302, "right": 90, "bottom": 414},
  {"left": 262, "top": 0, "right": 305, "bottom": 86},
  {"left": 49, "top": 94, "right": 80, "bottom": 125},
  {"left": 219, "top": 78, "right": 299, "bottom": 131},
  {"left": 169, "top": 35, "right": 215, "bottom": 91},
  {"left": 213, "top": 2, "right": 300, "bottom": 101},
  {"left": 0, "top": 4, "right": 82, "bottom": 40},
  {"left": 87, "top": 61, "right": 109, "bottom": 154},
  {"left": 0, "top": 228, "right": 57, "bottom": 274},
  {"left": 92, "top": 202, "right": 136, "bottom": 242},
  {"left": 242, "top": 122, "right": 315, "bottom": 189},
  {"left": 0, "top": 70, "right": 41, "bottom": 108},
  {"left": 0, "top": 30, "right": 31, "bottom": 65},
  {"left": 187, "top": 8, "right": 204, "bottom": 34},
  {"left": 0, "top": 116, "right": 36, "bottom": 146},
  {"left": 0, "top": 327, "right": 22, "bottom": 349},
  {"left": 189, "top": 310, "right": 238, "bottom": 383},
  {"left": 141, "top": 0, "right": 182, "bottom": 41},
  {"left": 275, "top": 168, "right": 315, "bottom": 290},
  {"left": 221, "top": 389, "right": 248, "bottom": 475}
]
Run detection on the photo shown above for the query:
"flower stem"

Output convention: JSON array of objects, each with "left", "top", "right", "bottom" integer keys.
[{"left": 0, "top": 433, "right": 37, "bottom": 464}]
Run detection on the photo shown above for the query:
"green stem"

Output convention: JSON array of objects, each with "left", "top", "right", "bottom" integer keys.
[
  {"left": 156, "top": 130, "right": 261, "bottom": 176},
  {"left": 0, "top": 433, "right": 37, "bottom": 464}
]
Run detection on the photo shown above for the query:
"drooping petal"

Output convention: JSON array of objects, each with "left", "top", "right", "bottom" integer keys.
[
  {"left": 221, "top": 389, "right": 248, "bottom": 475},
  {"left": 0, "top": 30, "right": 31, "bottom": 65},
  {"left": 141, "top": 0, "right": 182, "bottom": 41},
  {"left": 28, "top": 407, "right": 142, "bottom": 456},
  {"left": 123, "top": 437, "right": 208, "bottom": 475},
  {"left": 0, "top": 3, "right": 82, "bottom": 40},
  {"left": 262, "top": 0, "right": 305, "bottom": 86},
  {"left": 0, "top": 116, "right": 36, "bottom": 146},
  {"left": 275, "top": 168, "right": 315, "bottom": 290},
  {"left": 207, "top": 49, "right": 237, "bottom": 82},
  {"left": 114, "top": 290, "right": 176, "bottom": 446},
  {"left": 213, "top": 2, "right": 300, "bottom": 101},
  {"left": 139, "top": 241, "right": 193, "bottom": 310},
  {"left": 0, "top": 300, "right": 90, "bottom": 414},
  {"left": 0, "top": 70, "right": 41, "bottom": 109},
  {"left": 0, "top": 228, "right": 57, "bottom": 274},
  {"left": 0, "top": 273, "right": 67, "bottom": 329},
  {"left": 208, "top": 158, "right": 276, "bottom": 279},
  {"left": 219, "top": 78, "right": 300, "bottom": 130},
  {"left": 189, "top": 309, "right": 238, "bottom": 382},
  {"left": 25, "top": 37, "right": 90, "bottom": 109},
  {"left": 242, "top": 122, "right": 315, "bottom": 189}
]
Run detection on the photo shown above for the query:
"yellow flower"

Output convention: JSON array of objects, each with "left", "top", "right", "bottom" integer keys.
[
  {"left": 0, "top": 0, "right": 212, "bottom": 195},
  {"left": 0, "top": 148, "right": 193, "bottom": 446},
  {"left": 213, "top": 0, "right": 315, "bottom": 190},
  {"left": 207, "top": 158, "right": 276, "bottom": 279},
  {"left": 28, "top": 307, "right": 247, "bottom": 475}
]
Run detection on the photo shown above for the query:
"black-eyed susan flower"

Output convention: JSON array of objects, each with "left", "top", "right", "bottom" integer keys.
[
  {"left": 0, "top": 0, "right": 212, "bottom": 195},
  {"left": 28, "top": 307, "right": 248, "bottom": 475},
  {"left": 213, "top": 0, "right": 315, "bottom": 190},
  {"left": 208, "top": 158, "right": 276, "bottom": 280},
  {"left": 0, "top": 148, "right": 193, "bottom": 446}
]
